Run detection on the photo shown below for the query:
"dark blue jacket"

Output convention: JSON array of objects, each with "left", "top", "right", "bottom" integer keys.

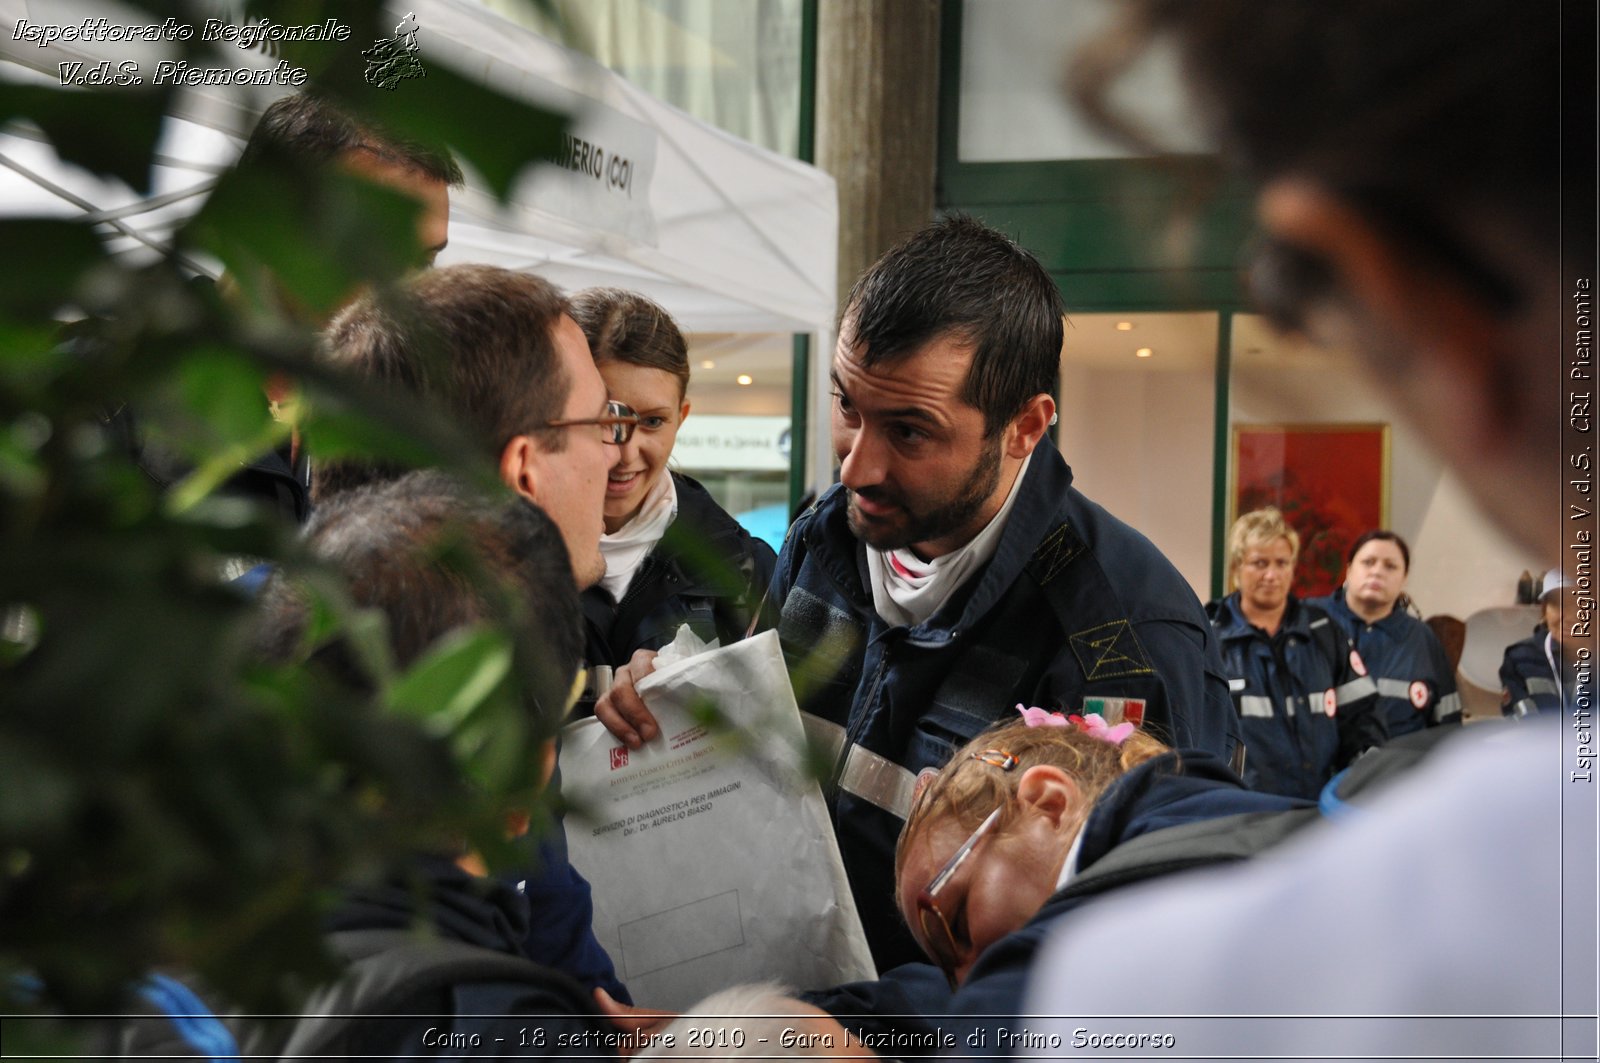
[
  {"left": 769, "top": 442, "right": 1241, "bottom": 969},
  {"left": 302, "top": 857, "right": 613, "bottom": 1058},
  {"left": 578, "top": 473, "right": 776, "bottom": 707},
  {"left": 805, "top": 752, "right": 1313, "bottom": 1053},
  {"left": 1208, "top": 593, "right": 1383, "bottom": 800},
  {"left": 1499, "top": 626, "right": 1571, "bottom": 716},
  {"left": 1310, "top": 589, "right": 1461, "bottom": 738}
]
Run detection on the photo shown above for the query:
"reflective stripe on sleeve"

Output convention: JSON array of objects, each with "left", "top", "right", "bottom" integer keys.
[
  {"left": 1510, "top": 697, "right": 1540, "bottom": 719},
  {"left": 1334, "top": 675, "right": 1378, "bottom": 705},
  {"left": 1526, "top": 676, "right": 1559, "bottom": 697},
  {"left": 1432, "top": 692, "right": 1463, "bottom": 722},
  {"left": 1238, "top": 695, "right": 1278, "bottom": 718},
  {"left": 801, "top": 712, "right": 917, "bottom": 820},
  {"left": 1376, "top": 678, "right": 1412, "bottom": 699}
]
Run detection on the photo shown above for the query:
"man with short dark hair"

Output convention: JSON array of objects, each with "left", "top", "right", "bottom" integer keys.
[
  {"left": 317, "top": 264, "right": 626, "bottom": 590},
  {"left": 118, "top": 92, "right": 463, "bottom": 526},
  {"left": 244, "top": 471, "right": 616, "bottom": 1058},
  {"left": 601, "top": 215, "right": 1240, "bottom": 968}
]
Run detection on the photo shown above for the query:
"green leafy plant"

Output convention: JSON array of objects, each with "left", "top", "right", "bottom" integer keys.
[{"left": 0, "top": 0, "right": 568, "bottom": 1023}]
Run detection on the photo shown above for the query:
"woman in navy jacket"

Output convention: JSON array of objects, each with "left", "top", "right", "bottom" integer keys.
[
  {"left": 1310, "top": 530, "right": 1461, "bottom": 738},
  {"left": 1207, "top": 508, "right": 1383, "bottom": 799}
]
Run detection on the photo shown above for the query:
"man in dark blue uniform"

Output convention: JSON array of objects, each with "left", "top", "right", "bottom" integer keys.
[
  {"left": 1209, "top": 508, "right": 1382, "bottom": 800},
  {"left": 1500, "top": 568, "right": 1580, "bottom": 717},
  {"left": 598, "top": 216, "right": 1241, "bottom": 968}
]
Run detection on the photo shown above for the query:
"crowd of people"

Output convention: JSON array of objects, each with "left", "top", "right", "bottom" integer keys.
[{"left": 102, "top": 0, "right": 1585, "bottom": 1058}]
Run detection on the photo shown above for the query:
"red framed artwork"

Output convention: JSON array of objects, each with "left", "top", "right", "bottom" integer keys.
[{"left": 1231, "top": 423, "right": 1391, "bottom": 598}]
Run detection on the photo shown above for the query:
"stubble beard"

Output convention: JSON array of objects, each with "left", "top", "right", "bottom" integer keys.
[{"left": 847, "top": 435, "right": 1003, "bottom": 553}]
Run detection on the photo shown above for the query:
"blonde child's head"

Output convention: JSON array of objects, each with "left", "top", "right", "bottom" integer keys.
[{"left": 893, "top": 710, "right": 1170, "bottom": 985}]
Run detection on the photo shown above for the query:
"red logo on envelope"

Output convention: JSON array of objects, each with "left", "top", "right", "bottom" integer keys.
[{"left": 609, "top": 746, "right": 629, "bottom": 771}]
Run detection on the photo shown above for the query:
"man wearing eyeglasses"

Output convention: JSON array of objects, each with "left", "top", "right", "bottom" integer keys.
[{"left": 317, "top": 263, "right": 635, "bottom": 592}]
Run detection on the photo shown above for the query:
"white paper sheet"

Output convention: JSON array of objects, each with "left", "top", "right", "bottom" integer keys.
[{"left": 560, "top": 629, "right": 876, "bottom": 1009}]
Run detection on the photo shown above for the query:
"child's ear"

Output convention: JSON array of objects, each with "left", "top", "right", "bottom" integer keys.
[{"left": 1016, "top": 765, "right": 1079, "bottom": 829}]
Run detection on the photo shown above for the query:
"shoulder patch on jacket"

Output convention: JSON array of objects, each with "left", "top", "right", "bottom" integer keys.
[
  {"left": 1027, "top": 521, "right": 1086, "bottom": 585},
  {"left": 1069, "top": 619, "right": 1154, "bottom": 679}
]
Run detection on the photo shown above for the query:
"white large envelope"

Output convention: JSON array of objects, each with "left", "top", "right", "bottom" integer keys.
[{"left": 559, "top": 629, "right": 876, "bottom": 1009}]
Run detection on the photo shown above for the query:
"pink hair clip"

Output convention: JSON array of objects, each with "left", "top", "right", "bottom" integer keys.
[
  {"left": 1067, "top": 712, "right": 1135, "bottom": 746},
  {"left": 1016, "top": 704, "right": 1070, "bottom": 728}
]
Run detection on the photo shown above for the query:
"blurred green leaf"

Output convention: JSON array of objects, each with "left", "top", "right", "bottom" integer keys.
[
  {"left": 0, "top": 221, "right": 107, "bottom": 321},
  {"left": 180, "top": 167, "right": 424, "bottom": 321},
  {"left": 176, "top": 348, "right": 272, "bottom": 445},
  {"left": 0, "top": 87, "right": 174, "bottom": 196},
  {"left": 387, "top": 625, "right": 513, "bottom": 735}
]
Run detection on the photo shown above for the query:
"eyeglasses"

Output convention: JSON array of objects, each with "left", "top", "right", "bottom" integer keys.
[
  {"left": 914, "top": 806, "right": 1002, "bottom": 988},
  {"left": 547, "top": 400, "right": 639, "bottom": 445}
]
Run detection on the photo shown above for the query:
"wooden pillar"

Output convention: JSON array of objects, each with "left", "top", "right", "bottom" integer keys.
[{"left": 815, "top": 0, "right": 942, "bottom": 311}]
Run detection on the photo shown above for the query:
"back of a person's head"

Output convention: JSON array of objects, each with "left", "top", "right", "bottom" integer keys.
[
  {"left": 898, "top": 715, "right": 1169, "bottom": 878},
  {"left": 842, "top": 215, "right": 1063, "bottom": 436},
  {"left": 313, "top": 265, "right": 573, "bottom": 500},
  {"left": 1077, "top": 0, "right": 1562, "bottom": 288},
  {"left": 257, "top": 470, "right": 581, "bottom": 735},
  {"left": 638, "top": 983, "right": 872, "bottom": 1060},
  {"left": 242, "top": 92, "right": 463, "bottom": 186}
]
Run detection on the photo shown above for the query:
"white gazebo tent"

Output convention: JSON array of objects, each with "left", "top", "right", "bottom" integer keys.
[{"left": 0, "top": 0, "right": 838, "bottom": 494}]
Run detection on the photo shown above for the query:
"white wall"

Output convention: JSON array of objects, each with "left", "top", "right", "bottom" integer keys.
[{"left": 1059, "top": 361, "right": 1216, "bottom": 596}]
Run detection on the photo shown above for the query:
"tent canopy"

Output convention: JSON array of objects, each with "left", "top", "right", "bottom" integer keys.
[{"left": 0, "top": 0, "right": 837, "bottom": 337}]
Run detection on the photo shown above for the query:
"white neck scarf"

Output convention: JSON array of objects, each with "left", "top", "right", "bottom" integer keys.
[
  {"left": 865, "top": 452, "right": 1032, "bottom": 629},
  {"left": 598, "top": 472, "right": 678, "bottom": 602}
]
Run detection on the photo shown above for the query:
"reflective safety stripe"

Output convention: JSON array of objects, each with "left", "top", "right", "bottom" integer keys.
[
  {"left": 1376, "top": 678, "right": 1413, "bottom": 699},
  {"left": 801, "top": 713, "right": 918, "bottom": 820},
  {"left": 1527, "top": 677, "right": 1559, "bottom": 697},
  {"left": 1228, "top": 677, "right": 1247, "bottom": 693},
  {"left": 1510, "top": 697, "right": 1540, "bottom": 719},
  {"left": 1334, "top": 676, "right": 1377, "bottom": 705},
  {"left": 1238, "top": 695, "right": 1277, "bottom": 718},
  {"left": 1309, "top": 689, "right": 1332, "bottom": 716},
  {"left": 1432, "top": 692, "right": 1463, "bottom": 722}
]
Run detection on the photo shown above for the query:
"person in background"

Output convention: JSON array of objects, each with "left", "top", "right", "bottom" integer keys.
[
  {"left": 1499, "top": 567, "right": 1581, "bottom": 718},
  {"left": 1207, "top": 508, "right": 1382, "bottom": 799},
  {"left": 1310, "top": 530, "right": 1461, "bottom": 737},
  {"left": 566, "top": 288, "right": 775, "bottom": 711},
  {"left": 106, "top": 91, "right": 461, "bottom": 531}
]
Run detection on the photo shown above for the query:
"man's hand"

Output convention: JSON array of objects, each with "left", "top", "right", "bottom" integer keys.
[
  {"left": 594, "top": 988, "right": 676, "bottom": 1059},
  {"left": 594, "top": 648, "right": 661, "bottom": 748}
]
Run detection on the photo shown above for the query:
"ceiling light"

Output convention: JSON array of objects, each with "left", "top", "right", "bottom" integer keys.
[
  {"left": 700, "top": 359, "right": 716, "bottom": 369},
  {"left": 736, "top": 374, "right": 754, "bottom": 386},
  {"left": 1135, "top": 347, "right": 1153, "bottom": 358},
  {"left": 1115, "top": 321, "right": 1134, "bottom": 331}
]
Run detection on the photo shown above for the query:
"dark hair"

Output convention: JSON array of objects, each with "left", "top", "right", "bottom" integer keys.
[
  {"left": 314, "top": 265, "right": 573, "bottom": 500},
  {"left": 1347, "top": 529, "right": 1411, "bottom": 572},
  {"left": 257, "top": 471, "right": 581, "bottom": 735},
  {"left": 842, "top": 215, "right": 1063, "bottom": 436},
  {"left": 242, "top": 92, "right": 464, "bottom": 186},
  {"left": 570, "top": 288, "right": 690, "bottom": 400},
  {"left": 1071, "top": 1, "right": 1562, "bottom": 321}
]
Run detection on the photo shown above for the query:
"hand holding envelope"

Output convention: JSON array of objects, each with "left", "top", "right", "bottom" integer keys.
[{"left": 560, "top": 628, "right": 877, "bottom": 1010}]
